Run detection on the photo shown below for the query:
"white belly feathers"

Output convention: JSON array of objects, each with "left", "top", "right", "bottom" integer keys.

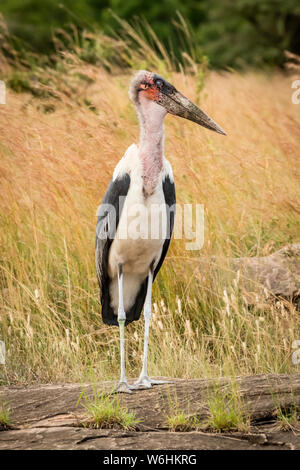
[{"left": 108, "top": 144, "right": 173, "bottom": 313}]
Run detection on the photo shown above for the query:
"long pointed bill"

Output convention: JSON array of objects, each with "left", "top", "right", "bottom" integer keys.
[{"left": 160, "top": 89, "right": 226, "bottom": 135}]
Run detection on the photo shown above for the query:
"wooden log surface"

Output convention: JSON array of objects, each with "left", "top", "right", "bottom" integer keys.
[{"left": 0, "top": 374, "right": 299, "bottom": 449}]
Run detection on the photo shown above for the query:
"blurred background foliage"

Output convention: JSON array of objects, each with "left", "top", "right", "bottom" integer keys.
[{"left": 0, "top": 0, "right": 299, "bottom": 69}]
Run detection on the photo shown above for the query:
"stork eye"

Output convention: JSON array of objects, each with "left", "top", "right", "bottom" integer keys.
[
  {"left": 139, "top": 82, "right": 149, "bottom": 90},
  {"left": 155, "top": 79, "right": 164, "bottom": 88}
]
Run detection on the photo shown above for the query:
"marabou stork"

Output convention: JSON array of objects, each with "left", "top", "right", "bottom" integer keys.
[{"left": 96, "top": 71, "right": 225, "bottom": 393}]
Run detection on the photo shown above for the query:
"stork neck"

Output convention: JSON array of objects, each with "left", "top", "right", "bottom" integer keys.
[{"left": 137, "top": 99, "right": 166, "bottom": 196}]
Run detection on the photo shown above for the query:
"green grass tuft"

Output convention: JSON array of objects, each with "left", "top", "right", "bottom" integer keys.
[
  {"left": 275, "top": 405, "right": 299, "bottom": 431},
  {"left": 166, "top": 406, "right": 200, "bottom": 432},
  {"left": 0, "top": 400, "right": 12, "bottom": 431},
  {"left": 77, "top": 387, "right": 140, "bottom": 430},
  {"left": 204, "top": 385, "right": 250, "bottom": 433},
  {"left": 165, "top": 391, "right": 201, "bottom": 432}
]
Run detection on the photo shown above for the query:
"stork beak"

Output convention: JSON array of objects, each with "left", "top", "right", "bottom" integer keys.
[{"left": 159, "top": 87, "right": 226, "bottom": 135}]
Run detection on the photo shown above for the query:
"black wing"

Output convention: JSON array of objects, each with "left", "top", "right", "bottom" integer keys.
[
  {"left": 96, "top": 174, "right": 130, "bottom": 326},
  {"left": 153, "top": 175, "right": 176, "bottom": 280},
  {"left": 96, "top": 173, "right": 150, "bottom": 327}
]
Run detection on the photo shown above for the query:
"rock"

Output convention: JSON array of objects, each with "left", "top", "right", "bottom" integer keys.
[
  {"left": 232, "top": 244, "right": 300, "bottom": 301},
  {"left": 0, "top": 374, "right": 299, "bottom": 450},
  {"left": 200, "top": 244, "right": 300, "bottom": 307}
]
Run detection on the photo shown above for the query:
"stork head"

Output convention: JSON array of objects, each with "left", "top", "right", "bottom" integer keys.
[{"left": 129, "top": 70, "right": 226, "bottom": 135}]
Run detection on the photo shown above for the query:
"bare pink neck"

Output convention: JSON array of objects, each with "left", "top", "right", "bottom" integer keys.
[{"left": 137, "top": 96, "right": 167, "bottom": 196}]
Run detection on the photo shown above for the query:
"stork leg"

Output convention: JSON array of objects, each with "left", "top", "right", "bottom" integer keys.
[
  {"left": 116, "top": 264, "right": 135, "bottom": 394},
  {"left": 135, "top": 267, "right": 172, "bottom": 389}
]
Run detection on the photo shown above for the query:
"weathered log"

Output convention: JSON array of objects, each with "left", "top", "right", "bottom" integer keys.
[{"left": 0, "top": 374, "right": 299, "bottom": 449}]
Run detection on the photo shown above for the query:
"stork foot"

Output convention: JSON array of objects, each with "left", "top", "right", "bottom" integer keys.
[
  {"left": 115, "top": 381, "right": 135, "bottom": 394},
  {"left": 134, "top": 375, "right": 173, "bottom": 389}
]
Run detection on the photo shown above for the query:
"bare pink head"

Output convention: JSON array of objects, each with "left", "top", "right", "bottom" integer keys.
[{"left": 130, "top": 70, "right": 226, "bottom": 135}]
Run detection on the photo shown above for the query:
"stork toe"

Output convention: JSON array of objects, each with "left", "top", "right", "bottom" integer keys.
[
  {"left": 134, "top": 376, "right": 173, "bottom": 389},
  {"left": 115, "top": 381, "right": 135, "bottom": 394}
]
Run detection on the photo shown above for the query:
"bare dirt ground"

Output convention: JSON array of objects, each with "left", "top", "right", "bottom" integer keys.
[{"left": 0, "top": 374, "right": 299, "bottom": 450}]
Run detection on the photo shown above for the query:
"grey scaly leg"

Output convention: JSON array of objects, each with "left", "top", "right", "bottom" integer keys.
[
  {"left": 116, "top": 264, "right": 135, "bottom": 393},
  {"left": 135, "top": 267, "right": 172, "bottom": 388}
]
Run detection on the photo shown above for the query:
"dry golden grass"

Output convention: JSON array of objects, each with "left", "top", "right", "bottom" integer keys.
[{"left": 0, "top": 29, "right": 299, "bottom": 385}]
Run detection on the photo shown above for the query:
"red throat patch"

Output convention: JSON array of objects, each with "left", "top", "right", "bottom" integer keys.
[
  {"left": 142, "top": 87, "right": 160, "bottom": 101},
  {"left": 140, "top": 78, "right": 159, "bottom": 101}
]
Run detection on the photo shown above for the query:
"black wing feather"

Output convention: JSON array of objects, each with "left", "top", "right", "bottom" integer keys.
[
  {"left": 96, "top": 174, "right": 148, "bottom": 326},
  {"left": 154, "top": 175, "right": 176, "bottom": 280},
  {"left": 96, "top": 174, "right": 130, "bottom": 326}
]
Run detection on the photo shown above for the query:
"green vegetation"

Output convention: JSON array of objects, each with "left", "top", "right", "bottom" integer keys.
[
  {"left": 165, "top": 392, "right": 201, "bottom": 432},
  {"left": 0, "top": 0, "right": 299, "bottom": 68},
  {"left": 165, "top": 384, "right": 251, "bottom": 432},
  {"left": 0, "top": 400, "right": 12, "bottom": 430},
  {"left": 275, "top": 405, "right": 299, "bottom": 431},
  {"left": 166, "top": 410, "right": 197, "bottom": 432},
  {"left": 204, "top": 385, "right": 250, "bottom": 433},
  {"left": 77, "top": 388, "right": 140, "bottom": 430},
  {"left": 166, "top": 410, "right": 200, "bottom": 432}
]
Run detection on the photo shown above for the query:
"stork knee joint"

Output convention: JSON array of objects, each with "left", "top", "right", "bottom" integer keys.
[{"left": 118, "top": 310, "right": 126, "bottom": 322}]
